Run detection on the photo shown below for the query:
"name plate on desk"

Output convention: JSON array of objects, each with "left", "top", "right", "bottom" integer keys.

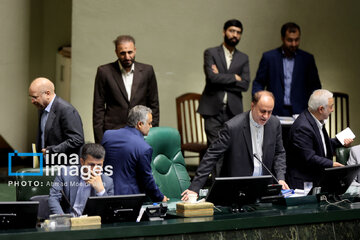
[{"left": 176, "top": 202, "right": 214, "bottom": 217}]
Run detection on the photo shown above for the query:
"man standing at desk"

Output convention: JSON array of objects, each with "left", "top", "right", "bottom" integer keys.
[
  {"left": 49, "top": 143, "right": 114, "bottom": 216},
  {"left": 102, "top": 105, "right": 168, "bottom": 202},
  {"left": 93, "top": 35, "right": 159, "bottom": 143},
  {"left": 198, "top": 19, "right": 250, "bottom": 146},
  {"left": 182, "top": 91, "right": 289, "bottom": 199},
  {"left": 286, "top": 89, "right": 353, "bottom": 189},
  {"left": 252, "top": 22, "right": 321, "bottom": 116},
  {"left": 28, "top": 77, "right": 84, "bottom": 156}
]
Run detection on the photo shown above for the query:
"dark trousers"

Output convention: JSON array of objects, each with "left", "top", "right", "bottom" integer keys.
[{"left": 203, "top": 104, "right": 235, "bottom": 177}]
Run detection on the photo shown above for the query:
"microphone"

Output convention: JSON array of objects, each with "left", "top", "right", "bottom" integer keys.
[
  {"left": 253, "top": 153, "right": 279, "bottom": 184},
  {"left": 61, "top": 189, "right": 79, "bottom": 216}
]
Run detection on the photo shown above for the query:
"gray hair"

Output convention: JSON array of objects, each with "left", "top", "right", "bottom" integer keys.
[
  {"left": 127, "top": 105, "right": 152, "bottom": 127},
  {"left": 81, "top": 143, "right": 105, "bottom": 160},
  {"left": 113, "top": 35, "right": 135, "bottom": 48},
  {"left": 308, "top": 89, "right": 333, "bottom": 112}
]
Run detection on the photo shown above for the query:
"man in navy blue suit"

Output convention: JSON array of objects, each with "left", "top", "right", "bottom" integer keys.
[
  {"left": 102, "top": 105, "right": 168, "bottom": 202},
  {"left": 286, "top": 89, "right": 353, "bottom": 189},
  {"left": 252, "top": 22, "right": 321, "bottom": 116}
]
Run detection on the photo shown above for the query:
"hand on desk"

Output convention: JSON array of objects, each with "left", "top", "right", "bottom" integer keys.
[
  {"left": 333, "top": 162, "right": 344, "bottom": 167},
  {"left": 162, "top": 196, "right": 169, "bottom": 202},
  {"left": 181, "top": 189, "right": 198, "bottom": 201},
  {"left": 278, "top": 180, "right": 290, "bottom": 190}
]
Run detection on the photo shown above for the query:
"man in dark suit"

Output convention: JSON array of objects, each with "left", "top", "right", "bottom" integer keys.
[
  {"left": 49, "top": 143, "right": 114, "bottom": 216},
  {"left": 198, "top": 19, "right": 250, "bottom": 146},
  {"left": 93, "top": 35, "right": 159, "bottom": 143},
  {"left": 252, "top": 22, "right": 321, "bottom": 116},
  {"left": 182, "top": 91, "right": 289, "bottom": 199},
  {"left": 286, "top": 89, "right": 353, "bottom": 189},
  {"left": 102, "top": 105, "right": 168, "bottom": 202},
  {"left": 29, "top": 77, "right": 84, "bottom": 157}
]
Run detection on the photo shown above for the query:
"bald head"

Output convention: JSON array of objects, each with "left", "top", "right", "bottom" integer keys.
[{"left": 29, "top": 77, "right": 55, "bottom": 110}]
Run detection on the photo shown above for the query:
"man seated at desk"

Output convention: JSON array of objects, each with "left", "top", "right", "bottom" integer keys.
[
  {"left": 102, "top": 105, "right": 168, "bottom": 202},
  {"left": 182, "top": 91, "right": 289, "bottom": 200},
  {"left": 286, "top": 89, "right": 353, "bottom": 189},
  {"left": 49, "top": 143, "right": 114, "bottom": 216}
]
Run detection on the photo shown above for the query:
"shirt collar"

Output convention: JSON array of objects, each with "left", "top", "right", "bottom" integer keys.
[
  {"left": 309, "top": 111, "right": 324, "bottom": 129},
  {"left": 44, "top": 94, "right": 56, "bottom": 113},
  {"left": 222, "top": 44, "right": 234, "bottom": 56},
  {"left": 249, "top": 111, "right": 262, "bottom": 128},
  {"left": 118, "top": 61, "right": 135, "bottom": 74}
]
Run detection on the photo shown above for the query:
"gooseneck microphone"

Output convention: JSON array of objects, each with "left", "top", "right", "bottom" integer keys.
[{"left": 253, "top": 153, "right": 279, "bottom": 184}]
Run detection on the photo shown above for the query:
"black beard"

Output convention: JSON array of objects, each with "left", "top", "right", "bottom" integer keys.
[
  {"left": 224, "top": 36, "right": 239, "bottom": 47},
  {"left": 119, "top": 58, "right": 135, "bottom": 69}
]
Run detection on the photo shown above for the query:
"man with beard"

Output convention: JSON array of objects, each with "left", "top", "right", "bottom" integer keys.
[
  {"left": 198, "top": 19, "right": 250, "bottom": 148},
  {"left": 93, "top": 35, "right": 159, "bottom": 143},
  {"left": 252, "top": 22, "right": 321, "bottom": 116}
]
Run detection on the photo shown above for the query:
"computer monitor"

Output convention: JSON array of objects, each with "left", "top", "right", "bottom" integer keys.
[
  {"left": 206, "top": 175, "right": 274, "bottom": 208},
  {"left": 314, "top": 164, "right": 360, "bottom": 197},
  {"left": 83, "top": 194, "right": 145, "bottom": 223},
  {"left": 0, "top": 201, "right": 39, "bottom": 229}
]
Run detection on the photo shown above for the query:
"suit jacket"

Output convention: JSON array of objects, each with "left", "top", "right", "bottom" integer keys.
[
  {"left": 48, "top": 166, "right": 114, "bottom": 215},
  {"left": 286, "top": 110, "right": 341, "bottom": 189},
  {"left": 347, "top": 145, "right": 360, "bottom": 183},
  {"left": 36, "top": 96, "right": 84, "bottom": 155},
  {"left": 102, "top": 126, "right": 164, "bottom": 202},
  {"left": 252, "top": 47, "right": 321, "bottom": 116},
  {"left": 189, "top": 111, "right": 286, "bottom": 193},
  {"left": 197, "top": 45, "right": 250, "bottom": 116},
  {"left": 93, "top": 61, "right": 159, "bottom": 143}
]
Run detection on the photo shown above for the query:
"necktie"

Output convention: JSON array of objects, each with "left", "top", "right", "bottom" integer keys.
[{"left": 40, "top": 111, "right": 48, "bottom": 149}]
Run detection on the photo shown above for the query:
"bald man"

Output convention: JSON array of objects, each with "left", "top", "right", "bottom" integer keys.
[
  {"left": 182, "top": 91, "right": 289, "bottom": 200},
  {"left": 29, "top": 78, "right": 84, "bottom": 158}
]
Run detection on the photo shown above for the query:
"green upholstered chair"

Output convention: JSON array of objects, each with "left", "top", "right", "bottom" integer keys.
[
  {"left": 145, "top": 127, "right": 191, "bottom": 200},
  {"left": 16, "top": 168, "right": 57, "bottom": 201},
  {"left": 336, "top": 147, "right": 351, "bottom": 165}
]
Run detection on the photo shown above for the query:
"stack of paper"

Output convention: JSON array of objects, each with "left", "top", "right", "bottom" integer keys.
[{"left": 176, "top": 202, "right": 214, "bottom": 217}]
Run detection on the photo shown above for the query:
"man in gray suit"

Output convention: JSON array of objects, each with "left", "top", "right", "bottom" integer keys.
[
  {"left": 198, "top": 19, "right": 250, "bottom": 146},
  {"left": 29, "top": 77, "right": 84, "bottom": 157},
  {"left": 182, "top": 91, "right": 289, "bottom": 200},
  {"left": 93, "top": 35, "right": 159, "bottom": 143},
  {"left": 347, "top": 145, "right": 360, "bottom": 183},
  {"left": 49, "top": 143, "right": 114, "bottom": 216}
]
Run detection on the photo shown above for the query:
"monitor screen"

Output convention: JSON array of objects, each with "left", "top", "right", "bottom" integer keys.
[
  {"left": 206, "top": 175, "right": 273, "bottom": 207},
  {"left": 0, "top": 201, "right": 39, "bottom": 229},
  {"left": 83, "top": 194, "right": 145, "bottom": 223},
  {"left": 315, "top": 164, "right": 360, "bottom": 196}
]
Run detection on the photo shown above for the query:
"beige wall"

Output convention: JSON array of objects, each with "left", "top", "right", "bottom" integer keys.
[
  {"left": 72, "top": 0, "right": 360, "bottom": 144},
  {"left": 0, "top": 0, "right": 30, "bottom": 151}
]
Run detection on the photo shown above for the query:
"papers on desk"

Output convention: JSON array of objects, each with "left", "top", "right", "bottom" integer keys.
[
  {"left": 276, "top": 116, "right": 295, "bottom": 125},
  {"left": 336, "top": 127, "right": 356, "bottom": 145}
]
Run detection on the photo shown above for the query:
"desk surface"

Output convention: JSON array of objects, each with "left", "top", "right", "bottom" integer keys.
[{"left": 1, "top": 196, "right": 360, "bottom": 240}]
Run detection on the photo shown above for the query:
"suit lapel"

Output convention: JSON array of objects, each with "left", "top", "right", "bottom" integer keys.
[
  {"left": 305, "top": 110, "right": 326, "bottom": 157},
  {"left": 217, "top": 46, "right": 227, "bottom": 72},
  {"left": 44, "top": 97, "right": 57, "bottom": 144},
  {"left": 242, "top": 113, "right": 253, "bottom": 163},
  {"left": 112, "top": 61, "right": 129, "bottom": 103}
]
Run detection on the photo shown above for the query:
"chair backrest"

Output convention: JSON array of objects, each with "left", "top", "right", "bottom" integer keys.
[
  {"left": 16, "top": 168, "right": 57, "bottom": 201},
  {"left": 30, "top": 195, "right": 50, "bottom": 220},
  {"left": 145, "top": 127, "right": 191, "bottom": 199},
  {"left": 326, "top": 92, "right": 350, "bottom": 138},
  {"left": 336, "top": 147, "right": 351, "bottom": 165},
  {"left": 176, "top": 93, "right": 207, "bottom": 149}
]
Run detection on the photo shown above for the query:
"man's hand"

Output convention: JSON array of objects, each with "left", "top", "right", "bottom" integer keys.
[
  {"left": 333, "top": 162, "right": 344, "bottom": 167},
  {"left": 235, "top": 74, "right": 242, "bottom": 81},
  {"left": 162, "top": 196, "right": 169, "bottom": 202},
  {"left": 343, "top": 138, "right": 354, "bottom": 147},
  {"left": 278, "top": 180, "right": 290, "bottom": 190},
  {"left": 86, "top": 170, "right": 105, "bottom": 193},
  {"left": 211, "top": 64, "right": 219, "bottom": 74},
  {"left": 181, "top": 189, "right": 198, "bottom": 201},
  {"left": 41, "top": 148, "right": 46, "bottom": 155}
]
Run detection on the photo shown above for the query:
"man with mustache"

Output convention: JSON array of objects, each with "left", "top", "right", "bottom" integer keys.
[
  {"left": 252, "top": 22, "right": 321, "bottom": 117},
  {"left": 93, "top": 35, "right": 159, "bottom": 143},
  {"left": 182, "top": 91, "right": 289, "bottom": 200},
  {"left": 197, "top": 19, "right": 250, "bottom": 175}
]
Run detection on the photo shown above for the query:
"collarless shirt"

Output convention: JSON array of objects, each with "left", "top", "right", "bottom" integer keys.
[
  {"left": 222, "top": 44, "right": 234, "bottom": 104},
  {"left": 41, "top": 94, "right": 56, "bottom": 148},
  {"left": 249, "top": 111, "right": 264, "bottom": 176},
  {"left": 282, "top": 50, "right": 295, "bottom": 106},
  {"left": 310, "top": 111, "right": 327, "bottom": 156},
  {"left": 118, "top": 61, "right": 135, "bottom": 101}
]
